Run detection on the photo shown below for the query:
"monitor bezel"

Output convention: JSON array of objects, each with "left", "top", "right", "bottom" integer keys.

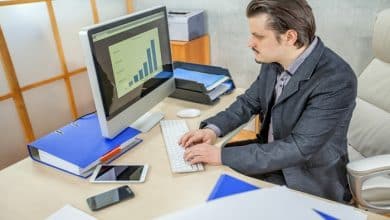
[
  {"left": 80, "top": 6, "right": 176, "bottom": 138},
  {"left": 86, "top": 6, "right": 173, "bottom": 121}
]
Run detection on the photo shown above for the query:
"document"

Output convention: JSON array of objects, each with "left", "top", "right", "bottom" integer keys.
[
  {"left": 46, "top": 204, "right": 96, "bottom": 220},
  {"left": 157, "top": 186, "right": 367, "bottom": 220},
  {"left": 158, "top": 187, "right": 321, "bottom": 220},
  {"left": 207, "top": 82, "right": 233, "bottom": 101},
  {"left": 273, "top": 187, "right": 367, "bottom": 220}
]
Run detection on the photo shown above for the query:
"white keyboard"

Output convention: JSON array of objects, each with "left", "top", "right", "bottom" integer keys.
[{"left": 160, "top": 120, "right": 204, "bottom": 173}]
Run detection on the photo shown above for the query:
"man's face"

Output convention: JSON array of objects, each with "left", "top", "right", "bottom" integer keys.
[{"left": 248, "top": 14, "right": 286, "bottom": 64}]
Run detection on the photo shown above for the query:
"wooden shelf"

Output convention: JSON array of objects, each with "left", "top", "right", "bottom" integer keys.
[
  {"left": 227, "top": 116, "right": 261, "bottom": 144},
  {"left": 170, "top": 34, "right": 210, "bottom": 65},
  {"left": 228, "top": 129, "right": 257, "bottom": 143}
]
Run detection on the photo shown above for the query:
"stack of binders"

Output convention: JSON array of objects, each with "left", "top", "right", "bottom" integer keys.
[{"left": 170, "top": 62, "right": 236, "bottom": 105}]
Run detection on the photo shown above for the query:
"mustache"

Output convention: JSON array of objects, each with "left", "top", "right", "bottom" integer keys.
[
  {"left": 251, "top": 47, "right": 259, "bottom": 54},
  {"left": 251, "top": 47, "right": 262, "bottom": 64}
]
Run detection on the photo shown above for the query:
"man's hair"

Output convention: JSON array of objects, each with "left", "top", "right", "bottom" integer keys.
[{"left": 246, "top": 0, "right": 316, "bottom": 48}]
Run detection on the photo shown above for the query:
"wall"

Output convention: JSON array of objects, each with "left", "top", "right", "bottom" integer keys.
[
  {"left": 0, "top": 0, "right": 129, "bottom": 170},
  {"left": 134, "top": 0, "right": 390, "bottom": 88}
]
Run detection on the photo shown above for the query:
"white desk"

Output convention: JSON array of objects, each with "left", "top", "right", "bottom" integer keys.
[{"left": 0, "top": 89, "right": 387, "bottom": 219}]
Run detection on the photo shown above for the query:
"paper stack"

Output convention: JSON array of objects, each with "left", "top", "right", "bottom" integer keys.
[{"left": 171, "top": 66, "right": 235, "bottom": 104}]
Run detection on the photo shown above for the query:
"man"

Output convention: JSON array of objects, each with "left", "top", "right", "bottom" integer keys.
[{"left": 179, "top": 0, "right": 357, "bottom": 203}]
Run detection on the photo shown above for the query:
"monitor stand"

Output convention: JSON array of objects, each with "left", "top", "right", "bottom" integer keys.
[{"left": 130, "top": 111, "right": 164, "bottom": 133}]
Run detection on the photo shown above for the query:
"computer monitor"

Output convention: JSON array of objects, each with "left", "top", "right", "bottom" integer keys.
[{"left": 79, "top": 6, "right": 175, "bottom": 139}]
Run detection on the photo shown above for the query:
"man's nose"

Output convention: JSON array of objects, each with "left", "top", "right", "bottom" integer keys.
[{"left": 248, "top": 37, "right": 255, "bottom": 48}]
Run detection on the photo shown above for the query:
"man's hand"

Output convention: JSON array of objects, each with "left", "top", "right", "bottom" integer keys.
[
  {"left": 183, "top": 143, "right": 222, "bottom": 165},
  {"left": 179, "top": 128, "right": 217, "bottom": 148}
]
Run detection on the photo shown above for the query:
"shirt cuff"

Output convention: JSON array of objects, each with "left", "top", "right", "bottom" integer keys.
[{"left": 204, "top": 124, "right": 222, "bottom": 137}]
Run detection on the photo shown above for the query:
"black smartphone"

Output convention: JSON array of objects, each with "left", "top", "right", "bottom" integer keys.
[{"left": 86, "top": 185, "right": 134, "bottom": 211}]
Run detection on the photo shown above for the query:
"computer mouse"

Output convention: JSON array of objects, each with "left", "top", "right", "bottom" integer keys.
[{"left": 177, "top": 108, "right": 201, "bottom": 118}]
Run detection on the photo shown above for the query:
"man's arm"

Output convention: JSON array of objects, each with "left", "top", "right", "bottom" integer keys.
[
  {"left": 180, "top": 70, "right": 264, "bottom": 156},
  {"left": 221, "top": 68, "right": 357, "bottom": 175},
  {"left": 200, "top": 73, "right": 263, "bottom": 136},
  {"left": 180, "top": 73, "right": 263, "bottom": 148}
]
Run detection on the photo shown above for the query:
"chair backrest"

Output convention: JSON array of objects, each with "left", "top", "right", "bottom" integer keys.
[{"left": 348, "top": 8, "right": 390, "bottom": 160}]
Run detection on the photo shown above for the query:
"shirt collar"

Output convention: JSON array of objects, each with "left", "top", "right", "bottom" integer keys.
[{"left": 285, "top": 37, "right": 318, "bottom": 75}]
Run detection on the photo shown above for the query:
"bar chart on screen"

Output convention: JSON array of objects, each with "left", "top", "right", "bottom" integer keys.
[{"left": 109, "top": 28, "right": 163, "bottom": 98}]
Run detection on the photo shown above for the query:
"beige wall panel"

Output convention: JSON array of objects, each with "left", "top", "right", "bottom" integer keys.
[
  {"left": 0, "top": 63, "right": 9, "bottom": 95},
  {"left": 96, "top": 0, "right": 128, "bottom": 22},
  {"left": 0, "top": 3, "right": 62, "bottom": 87},
  {"left": 0, "top": 99, "right": 28, "bottom": 170},
  {"left": 23, "top": 80, "right": 73, "bottom": 139},
  {"left": 52, "top": 0, "right": 94, "bottom": 72},
  {"left": 70, "top": 72, "right": 95, "bottom": 117}
]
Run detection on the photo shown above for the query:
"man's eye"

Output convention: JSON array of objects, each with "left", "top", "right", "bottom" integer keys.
[{"left": 254, "top": 35, "right": 264, "bottom": 40}]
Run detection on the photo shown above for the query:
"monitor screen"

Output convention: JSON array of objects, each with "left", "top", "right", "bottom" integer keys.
[{"left": 88, "top": 8, "right": 173, "bottom": 120}]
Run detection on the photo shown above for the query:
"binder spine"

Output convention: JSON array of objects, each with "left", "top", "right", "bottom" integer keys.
[{"left": 27, "top": 145, "right": 89, "bottom": 178}]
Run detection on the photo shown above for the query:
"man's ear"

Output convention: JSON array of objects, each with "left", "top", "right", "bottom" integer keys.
[{"left": 285, "top": 29, "right": 298, "bottom": 46}]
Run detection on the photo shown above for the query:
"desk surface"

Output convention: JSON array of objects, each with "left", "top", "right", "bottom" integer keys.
[{"left": 0, "top": 89, "right": 387, "bottom": 220}]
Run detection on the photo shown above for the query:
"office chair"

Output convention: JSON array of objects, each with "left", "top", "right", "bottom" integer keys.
[{"left": 346, "top": 8, "right": 390, "bottom": 214}]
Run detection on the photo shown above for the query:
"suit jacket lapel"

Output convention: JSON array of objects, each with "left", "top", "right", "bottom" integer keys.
[
  {"left": 274, "top": 38, "right": 326, "bottom": 107},
  {"left": 265, "top": 68, "right": 277, "bottom": 106}
]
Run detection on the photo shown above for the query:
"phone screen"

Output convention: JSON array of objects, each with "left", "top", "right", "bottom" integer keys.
[
  {"left": 94, "top": 165, "right": 145, "bottom": 181},
  {"left": 86, "top": 185, "right": 134, "bottom": 211}
]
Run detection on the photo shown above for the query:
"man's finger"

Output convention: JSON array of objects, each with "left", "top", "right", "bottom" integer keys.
[
  {"left": 183, "top": 148, "right": 192, "bottom": 161},
  {"left": 184, "top": 134, "right": 202, "bottom": 148},
  {"left": 204, "top": 138, "right": 213, "bottom": 144},
  {"left": 179, "top": 132, "right": 194, "bottom": 146},
  {"left": 190, "top": 155, "right": 206, "bottom": 164},
  {"left": 183, "top": 138, "right": 193, "bottom": 148},
  {"left": 178, "top": 132, "right": 190, "bottom": 145},
  {"left": 184, "top": 147, "right": 201, "bottom": 161}
]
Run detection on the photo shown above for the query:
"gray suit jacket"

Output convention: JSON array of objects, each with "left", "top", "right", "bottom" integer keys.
[{"left": 200, "top": 39, "right": 357, "bottom": 202}]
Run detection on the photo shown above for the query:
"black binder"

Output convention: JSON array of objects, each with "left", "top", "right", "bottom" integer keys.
[{"left": 170, "top": 61, "right": 236, "bottom": 105}]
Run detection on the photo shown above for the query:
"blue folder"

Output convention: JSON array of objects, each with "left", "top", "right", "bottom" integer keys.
[
  {"left": 27, "top": 114, "right": 141, "bottom": 178},
  {"left": 174, "top": 68, "right": 228, "bottom": 91},
  {"left": 207, "top": 174, "right": 259, "bottom": 201},
  {"left": 207, "top": 174, "right": 337, "bottom": 220}
]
